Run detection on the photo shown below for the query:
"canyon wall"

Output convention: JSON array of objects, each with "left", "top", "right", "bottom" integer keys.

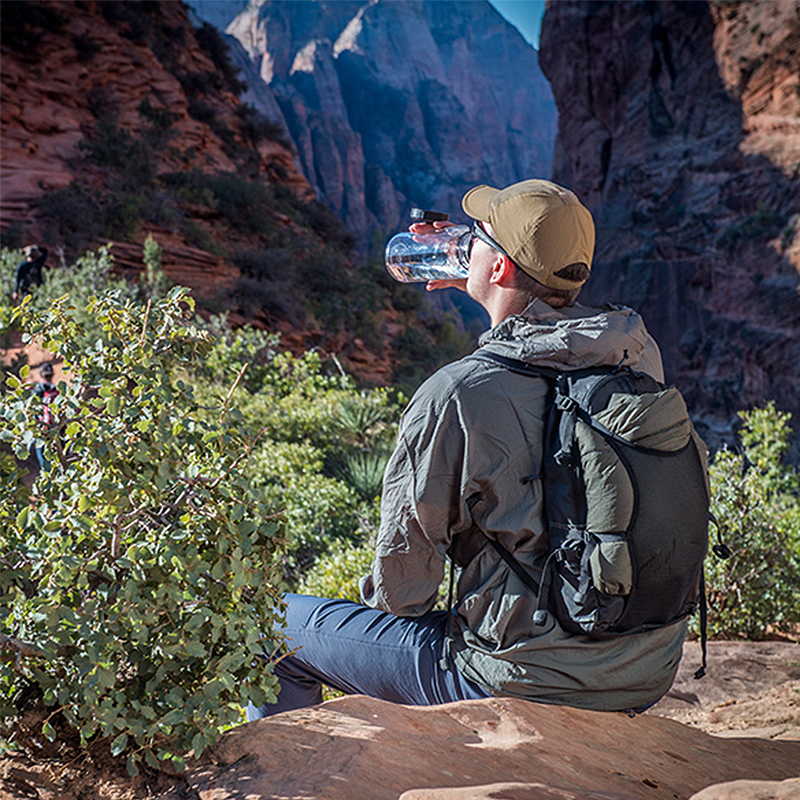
[
  {"left": 186, "top": 0, "right": 557, "bottom": 254},
  {"left": 539, "top": 0, "right": 800, "bottom": 452},
  {"left": 0, "top": 0, "right": 308, "bottom": 298}
]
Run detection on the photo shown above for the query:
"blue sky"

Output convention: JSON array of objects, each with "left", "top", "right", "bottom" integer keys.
[{"left": 488, "top": 0, "right": 546, "bottom": 49}]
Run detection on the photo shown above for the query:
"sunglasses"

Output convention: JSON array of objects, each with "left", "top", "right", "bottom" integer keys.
[{"left": 462, "top": 222, "right": 514, "bottom": 267}]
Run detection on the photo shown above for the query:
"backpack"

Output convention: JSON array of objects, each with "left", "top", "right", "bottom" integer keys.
[
  {"left": 37, "top": 383, "right": 58, "bottom": 427},
  {"left": 476, "top": 351, "right": 728, "bottom": 677}
]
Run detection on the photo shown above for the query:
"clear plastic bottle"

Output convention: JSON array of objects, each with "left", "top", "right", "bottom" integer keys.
[{"left": 384, "top": 225, "right": 471, "bottom": 283}]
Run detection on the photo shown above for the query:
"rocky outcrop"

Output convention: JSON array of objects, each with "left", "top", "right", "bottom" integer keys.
[
  {"left": 1, "top": 639, "right": 798, "bottom": 799},
  {"left": 186, "top": 0, "right": 557, "bottom": 253},
  {"left": 539, "top": 0, "right": 800, "bottom": 454},
  {"left": 188, "top": 692, "right": 800, "bottom": 800},
  {"left": 652, "top": 640, "right": 800, "bottom": 740}
]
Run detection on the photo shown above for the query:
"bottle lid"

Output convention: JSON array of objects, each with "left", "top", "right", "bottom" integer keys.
[{"left": 410, "top": 208, "right": 450, "bottom": 222}]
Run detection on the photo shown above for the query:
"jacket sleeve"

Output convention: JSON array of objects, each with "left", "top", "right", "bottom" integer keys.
[{"left": 360, "top": 376, "right": 467, "bottom": 616}]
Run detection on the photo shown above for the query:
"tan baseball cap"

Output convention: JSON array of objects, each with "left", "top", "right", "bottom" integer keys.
[{"left": 461, "top": 179, "right": 595, "bottom": 290}]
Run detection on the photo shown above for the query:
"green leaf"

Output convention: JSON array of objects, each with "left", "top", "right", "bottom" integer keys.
[
  {"left": 183, "top": 640, "right": 206, "bottom": 658},
  {"left": 42, "top": 721, "right": 56, "bottom": 742},
  {"left": 15, "top": 506, "right": 29, "bottom": 530},
  {"left": 191, "top": 731, "right": 205, "bottom": 757},
  {"left": 110, "top": 732, "right": 128, "bottom": 755},
  {"left": 96, "top": 666, "right": 115, "bottom": 689}
]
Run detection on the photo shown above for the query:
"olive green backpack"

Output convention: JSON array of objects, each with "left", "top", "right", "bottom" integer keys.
[{"left": 477, "top": 351, "right": 730, "bottom": 677}]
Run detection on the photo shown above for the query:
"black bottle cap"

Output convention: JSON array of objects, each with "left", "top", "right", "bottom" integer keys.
[{"left": 410, "top": 208, "right": 450, "bottom": 222}]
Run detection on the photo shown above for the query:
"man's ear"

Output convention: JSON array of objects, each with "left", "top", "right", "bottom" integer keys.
[{"left": 489, "top": 255, "right": 516, "bottom": 286}]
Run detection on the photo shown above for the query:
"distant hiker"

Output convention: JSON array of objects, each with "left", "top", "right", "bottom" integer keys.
[
  {"left": 32, "top": 362, "right": 58, "bottom": 471},
  {"left": 247, "top": 180, "right": 708, "bottom": 720},
  {"left": 13, "top": 245, "right": 48, "bottom": 300}
]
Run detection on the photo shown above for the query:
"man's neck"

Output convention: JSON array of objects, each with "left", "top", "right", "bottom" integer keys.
[{"left": 487, "top": 290, "right": 533, "bottom": 327}]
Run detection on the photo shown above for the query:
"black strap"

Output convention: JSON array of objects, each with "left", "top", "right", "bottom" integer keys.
[
  {"left": 694, "top": 571, "right": 708, "bottom": 679},
  {"left": 472, "top": 350, "right": 559, "bottom": 382},
  {"left": 487, "top": 537, "right": 550, "bottom": 626},
  {"left": 489, "top": 537, "right": 538, "bottom": 593}
]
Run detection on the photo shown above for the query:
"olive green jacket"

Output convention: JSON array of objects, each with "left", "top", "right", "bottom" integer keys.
[{"left": 360, "top": 300, "right": 687, "bottom": 712}]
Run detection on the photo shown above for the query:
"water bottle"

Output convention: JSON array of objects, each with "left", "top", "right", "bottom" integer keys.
[{"left": 384, "top": 225, "right": 471, "bottom": 283}]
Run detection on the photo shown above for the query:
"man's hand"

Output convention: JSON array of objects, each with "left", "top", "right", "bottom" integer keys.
[{"left": 408, "top": 220, "right": 469, "bottom": 293}]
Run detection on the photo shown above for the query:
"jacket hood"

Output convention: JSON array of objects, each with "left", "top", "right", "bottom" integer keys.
[{"left": 478, "top": 299, "right": 663, "bottom": 378}]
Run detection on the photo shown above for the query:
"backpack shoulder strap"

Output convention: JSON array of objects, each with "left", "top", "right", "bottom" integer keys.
[{"left": 471, "top": 350, "right": 559, "bottom": 382}]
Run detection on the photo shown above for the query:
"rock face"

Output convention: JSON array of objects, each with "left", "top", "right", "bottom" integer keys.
[
  {"left": 189, "top": 693, "right": 800, "bottom": 800},
  {"left": 2, "top": 639, "right": 797, "bottom": 800},
  {"left": 0, "top": 0, "right": 307, "bottom": 299},
  {"left": 539, "top": 0, "right": 800, "bottom": 454},
  {"left": 186, "top": 0, "right": 557, "bottom": 252}
]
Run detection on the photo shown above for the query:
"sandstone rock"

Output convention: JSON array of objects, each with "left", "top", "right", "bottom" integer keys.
[
  {"left": 650, "top": 640, "right": 800, "bottom": 741},
  {"left": 400, "top": 784, "right": 641, "bottom": 800},
  {"left": 189, "top": 695, "right": 800, "bottom": 800},
  {"left": 690, "top": 777, "right": 800, "bottom": 800}
]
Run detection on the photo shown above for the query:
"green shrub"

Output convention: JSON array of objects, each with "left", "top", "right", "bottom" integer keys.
[
  {"left": 0, "top": 2, "right": 66, "bottom": 53},
  {"left": 0, "top": 288, "right": 286, "bottom": 770},
  {"left": 719, "top": 205, "right": 786, "bottom": 250},
  {"left": 699, "top": 403, "right": 800, "bottom": 639},
  {"left": 298, "top": 540, "right": 377, "bottom": 603},
  {"left": 1, "top": 245, "right": 139, "bottom": 359},
  {"left": 193, "top": 22, "right": 246, "bottom": 96},
  {"left": 251, "top": 441, "right": 365, "bottom": 577},
  {"left": 189, "top": 335, "right": 401, "bottom": 584}
]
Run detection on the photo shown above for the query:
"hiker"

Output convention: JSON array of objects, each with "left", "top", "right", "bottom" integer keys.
[
  {"left": 13, "top": 245, "right": 48, "bottom": 301},
  {"left": 247, "top": 179, "right": 696, "bottom": 720},
  {"left": 32, "top": 362, "right": 58, "bottom": 471}
]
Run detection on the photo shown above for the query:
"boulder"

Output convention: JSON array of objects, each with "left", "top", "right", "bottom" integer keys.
[
  {"left": 188, "top": 694, "right": 800, "bottom": 800},
  {"left": 690, "top": 778, "right": 800, "bottom": 800}
]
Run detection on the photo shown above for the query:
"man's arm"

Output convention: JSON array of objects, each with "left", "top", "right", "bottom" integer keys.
[{"left": 360, "top": 379, "right": 467, "bottom": 616}]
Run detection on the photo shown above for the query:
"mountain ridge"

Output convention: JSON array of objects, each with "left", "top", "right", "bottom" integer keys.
[{"left": 186, "top": 0, "right": 557, "bottom": 253}]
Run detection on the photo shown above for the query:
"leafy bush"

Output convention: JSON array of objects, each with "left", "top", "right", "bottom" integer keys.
[
  {"left": 0, "top": 2, "right": 66, "bottom": 54},
  {"left": 0, "top": 288, "right": 286, "bottom": 770},
  {"left": 193, "top": 22, "right": 247, "bottom": 96},
  {"left": 251, "top": 441, "right": 365, "bottom": 576},
  {"left": 1, "top": 245, "right": 139, "bottom": 361},
  {"left": 299, "top": 540, "right": 377, "bottom": 603},
  {"left": 141, "top": 233, "right": 170, "bottom": 298},
  {"left": 190, "top": 342, "right": 401, "bottom": 582},
  {"left": 719, "top": 204, "right": 787, "bottom": 250},
  {"left": 700, "top": 403, "right": 800, "bottom": 639}
]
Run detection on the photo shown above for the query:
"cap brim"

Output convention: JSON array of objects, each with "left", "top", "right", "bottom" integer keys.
[{"left": 461, "top": 185, "right": 499, "bottom": 221}]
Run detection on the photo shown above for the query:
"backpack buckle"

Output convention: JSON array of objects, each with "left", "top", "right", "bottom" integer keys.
[{"left": 555, "top": 395, "right": 576, "bottom": 412}]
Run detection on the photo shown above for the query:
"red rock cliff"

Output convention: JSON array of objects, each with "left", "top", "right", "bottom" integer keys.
[
  {"left": 0, "top": 0, "right": 308, "bottom": 298},
  {"left": 540, "top": 0, "right": 800, "bottom": 453}
]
